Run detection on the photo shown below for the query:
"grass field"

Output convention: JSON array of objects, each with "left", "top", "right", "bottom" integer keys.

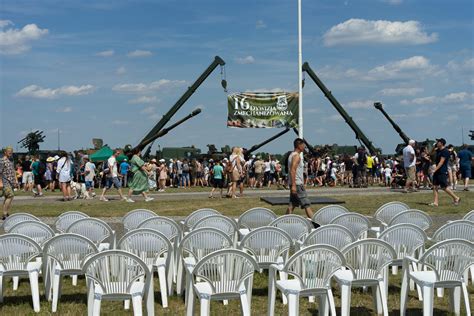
[{"left": 2, "top": 190, "right": 473, "bottom": 315}]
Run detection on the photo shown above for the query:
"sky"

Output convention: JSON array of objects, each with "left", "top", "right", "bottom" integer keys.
[{"left": 1, "top": 0, "right": 473, "bottom": 155}]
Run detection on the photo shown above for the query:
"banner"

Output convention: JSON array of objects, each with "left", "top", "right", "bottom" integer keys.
[{"left": 227, "top": 92, "right": 299, "bottom": 128}]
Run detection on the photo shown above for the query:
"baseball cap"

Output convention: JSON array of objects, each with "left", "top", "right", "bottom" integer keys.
[{"left": 436, "top": 138, "right": 446, "bottom": 145}]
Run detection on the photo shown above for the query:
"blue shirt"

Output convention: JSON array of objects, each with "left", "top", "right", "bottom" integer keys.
[
  {"left": 435, "top": 148, "right": 450, "bottom": 174},
  {"left": 458, "top": 149, "right": 473, "bottom": 168},
  {"left": 119, "top": 162, "right": 129, "bottom": 175}
]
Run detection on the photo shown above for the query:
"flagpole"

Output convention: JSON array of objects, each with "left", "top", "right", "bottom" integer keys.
[{"left": 297, "top": 0, "right": 304, "bottom": 138}]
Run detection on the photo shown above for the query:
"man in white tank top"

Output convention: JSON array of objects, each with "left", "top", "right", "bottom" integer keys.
[{"left": 287, "top": 138, "right": 315, "bottom": 221}]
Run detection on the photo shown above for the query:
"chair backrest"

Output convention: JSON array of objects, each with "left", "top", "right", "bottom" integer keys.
[
  {"left": 118, "top": 229, "right": 172, "bottom": 267},
  {"left": 432, "top": 220, "right": 474, "bottom": 242},
  {"left": 0, "top": 234, "right": 41, "bottom": 272},
  {"left": 138, "top": 216, "right": 182, "bottom": 243},
  {"left": 303, "top": 224, "right": 355, "bottom": 250},
  {"left": 192, "top": 215, "right": 238, "bottom": 240},
  {"left": 270, "top": 215, "right": 313, "bottom": 242},
  {"left": 239, "top": 226, "right": 293, "bottom": 268},
  {"left": 9, "top": 220, "right": 55, "bottom": 246},
  {"left": 388, "top": 209, "right": 432, "bottom": 231},
  {"left": 417, "top": 239, "right": 474, "bottom": 283},
  {"left": 284, "top": 245, "right": 345, "bottom": 291},
  {"left": 378, "top": 223, "right": 427, "bottom": 260},
  {"left": 330, "top": 213, "right": 370, "bottom": 240},
  {"left": 462, "top": 210, "right": 474, "bottom": 222},
  {"left": 43, "top": 233, "right": 98, "bottom": 272},
  {"left": 342, "top": 239, "right": 396, "bottom": 281},
  {"left": 183, "top": 208, "right": 220, "bottom": 231},
  {"left": 82, "top": 250, "right": 150, "bottom": 297},
  {"left": 238, "top": 207, "right": 277, "bottom": 230},
  {"left": 179, "top": 228, "right": 233, "bottom": 262},
  {"left": 122, "top": 209, "right": 157, "bottom": 231},
  {"left": 66, "top": 218, "right": 114, "bottom": 246},
  {"left": 374, "top": 201, "right": 410, "bottom": 226},
  {"left": 312, "top": 205, "right": 350, "bottom": 226},
  {"left": 2, "top": 213, "right": 41, "bottom": 232},
  {"left": 193, "top": 249, "right": 258, "bottom": 295},
  {"left": 54, "top": 211, "right": 89, "bottom": 233}
]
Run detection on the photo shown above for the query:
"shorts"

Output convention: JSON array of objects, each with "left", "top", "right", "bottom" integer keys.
[
  {"left": 248, "top": 172, "right": 255, "bottom": 178},
  {"left": 317, "top": 171, "right": 325, "bottom": 177},
  {"left": 106, "top": 177, "right": 122, "bottom": 189},
  {"left": 289, "top": 185, "right": 311, "bottom": 209},
  {"left": 367, "top": 168, "right": 373, "bottom": 176},
  {"left": 433, "top": 172, "right": 448, "bottom": 189},
  {"left": 213, "top": 178, "right": 223, "bottom": 188},
  {"left": 196, "top": 172, "right": 202, "bottom": 178},
  {"left": 22, "top": 171, "right": 34, "bottom": 184},
  {"left": 255, "top": 173, "right": 263, "bottom": 182},
  {"left": 447, "top": 164, "right": 457, "bottom": 172},
  {"left": 405, "top": 166, "right": 416, "bottom": 182},
  {"left": 85, "top": 181, "right": 94, "bottom": 189},
  {"left": 34, "top": 175, "right": 44, "bottom": 187},
  {"left": 0, "top": 186, "right": 14, "bottom": 199},
  {"left": 460, "top": 165, "right": 471, "bottom": 179}
]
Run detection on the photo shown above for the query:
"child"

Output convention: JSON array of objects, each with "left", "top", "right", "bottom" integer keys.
[{"left": 384, "top": 166, "right": 392, "bottom": 187}]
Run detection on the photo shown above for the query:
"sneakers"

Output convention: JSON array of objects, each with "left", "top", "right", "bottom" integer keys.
[
  {"left": 126, "top": 198, "right": 135, "bottom": 203},
  {"left": 145, "top": 197, "right": 154, "bottom": 202},
  {"left": 100, "top": 196, "right": 109, "bottom": 202}
]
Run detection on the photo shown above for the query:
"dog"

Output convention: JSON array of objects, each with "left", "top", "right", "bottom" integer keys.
[{"left": 70, "top": 180, "right": 90, "bottom": 199}]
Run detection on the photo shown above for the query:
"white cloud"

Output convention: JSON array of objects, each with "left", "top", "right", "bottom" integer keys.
[
  {"left": 323, "top": 19, "right": 437, "bottom": 46},
  {"left": 345, "top": 100, "right": 375, "bottom": 109},
  {"left": 112, "top": 120, "right": 128, "bottom": 125},
  {"left": 140, "top": 106, "right": 156, "bottom": 114},
  {"left": 96, "top": 49, "right": 114, "bottom": 57},
  {"left": 256, "top": 20, "right": 266, "bottom": 29},
  {"left": 447, "top": 58, "right": 474, "bottom": 72},
  {"left": 129, "top": 96, "right": 158, "bottom": 104},
  {"left": 380, "top": 87, "right": 423, "bottom": 96},
  {"left": 235, "top": 56, "right": 255, "bottom": 64},
  {"left": 0, "top": 23, "right": 48, "bottom": 54},
  {"left": 401, "top": 92, "right": 473, "bottom": 105},
  {"left": 56, "top": 106, "right": 73, "bottom": 113},
  {"left": 127, "top": 49, "right": 152, "bottom": 57},
  {"left": 0, "top": 20, "right": 13, "bottom": 28},
  {"left": 16, "top": 84, "right": 95, "bottom": 99},
  {"left": 401, "top": 96, "right": 437, "bottom": 105},
  {"left": 367, "top": 56, "right": 437, "bottom": 79},
  {"left": 443, "top": 92, "right": 470, "bottom": 103},
  {"left": 116, "top": 66, "right": 126, "bottom": 75},
  {"left": 112, "top": 79, "right": 185, "bottom": 93}
]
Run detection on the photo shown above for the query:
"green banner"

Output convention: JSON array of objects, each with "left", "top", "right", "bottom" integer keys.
[{"left": 227, "top": 92, "right": 299, "bottom": 128}]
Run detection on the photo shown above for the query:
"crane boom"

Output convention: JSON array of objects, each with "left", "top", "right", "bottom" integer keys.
[
  {"left": 302, "top": 62, "right": 378, "bottom": 155},
  {"left": 374, "top": 102, "right": 410, "bottom": 144}
]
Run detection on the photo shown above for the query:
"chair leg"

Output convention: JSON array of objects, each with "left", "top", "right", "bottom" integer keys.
[
  {"left": 340, "top": 284, "right": 352, "bottom": 316},
  {"left": 318, "top": 294, "right": 328, "bottom": 316},
  {"left": 87, "top": 282, "right": 94, "bottom": 316},
  {"left": 422, "top": 286, "right": 434, "bottom": 316},
  {"left": 124, "top": 299, "right": 130, "bottom": 309},
  {"left": 378, "top": 280, "right": 389, "bottom": 316},
  {"left": 29, "top": 270, "right": 41, "bottom": 313},
  {"left": 52, "top": 271, "right": 61, "bottom": 312},
  {"left": 240, "top": 292, "right": 251, "bottom": 316},
  {"left": 0, "top": 275, "right": 3, "bottom": 303},
  {"left": 93, "top": 295, "right": 102, "bottom": 316},
  {"left": 371, "top": 285, "right": 382, "bottom": 315},
  {"left": 132, "top": 294, "right": 143, "bottom": 316},
  {"left": 13, "top": 276, "right": 19, "bottom": 290},
  {"left": 437, "top": 287, "right": 444, "bottom": 298},
  {"left": 157, "top": 267, "right": 168, "bottom": 308},
  {"left": 246, "top": 274, "right": 254, "bottom": 308},
  {"left": 279, "top": 271, "right": 288, "bottom": 304},
  {"left": 146, "top": 274, "right": 155, "bottom": 316},
  {"left": 327, "top": 289, "right": 336, "bottom": 316},
  {"left": 267, "top": 269, "right": 276, "bottom": 316},
  {"left": 392, "top": 266, "right": 398, "bottom": 275},
  {"left": 470, "top": 265, "right": 474, "bottom": 285},
  {"left": 167, "top": 263, "right": 174, "bottom": 296},
  {"left": 200, "top": 297, "right": 211, "bottom": 316},
  {"left": 72, "top": 275, "right": 78, "bottom": 286},
  {"left": 461, "top": 282, "right": 472, "bottom": 316},
  {"left": 400, "top": 272, "right": 409, "bottom": 316},
  {"left": 186, "top": 283, "right": 194, "bottom": 316},
  {"left": 448, "top": 287, "right": 461, "bottom": 316},
  {"left": 176, "top": 259, "right": 184, "bottom": 295},
  {"left": 287, "top": 293, "right": 299, "bottom": 316}
]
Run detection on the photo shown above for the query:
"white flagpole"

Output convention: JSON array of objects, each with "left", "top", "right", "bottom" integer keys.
[{"left": 297, "top": 0, "right": 304, "bottom": 138}]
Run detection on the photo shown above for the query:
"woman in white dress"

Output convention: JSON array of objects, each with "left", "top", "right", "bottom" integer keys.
[{"left": 56, "top": 152, "right": 73, "bottom": 201}]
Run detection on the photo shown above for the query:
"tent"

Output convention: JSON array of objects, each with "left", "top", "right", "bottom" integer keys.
[{"left": 90, "top": 146, "right": 128, "bottom": 162}]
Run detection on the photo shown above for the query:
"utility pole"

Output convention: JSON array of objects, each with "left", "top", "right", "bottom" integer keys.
[{"left": 297, "top": 0, "right": 304, "bottom": 138}]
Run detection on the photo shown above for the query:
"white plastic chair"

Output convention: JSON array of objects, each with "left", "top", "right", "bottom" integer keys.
[
  {"left": 239, "top": 226, "right": 293, "bottom": 307},
  {"left": 176, "top": 228, "right": 233, "bottom": 312},
  {"left": 270, "top": 215, "right": 313, "bottom": 245},
  {"left": 181, "top": 208, "right": 220, "bottom": 232},
  {"left": 388, "top": 209, "right": 432, "bottom": 232},
  {"left": 303, "top": 224, "right": 355, "bottom": 250},
  {"left": 462, "top": 210, "right": 474, "bottom": 222},
  {"left": 118, "top": 228, "right": 172, "bottom": 309},
  {"left": 237, "top": 207, "right": 277, "bottom": 237},
  {"left": 82, "top": 250, "right": 153, "bottom": 316},
  {"left": 42, "top": 233, "right": 98, "bottom": 312},
  {"left": 9, "top": 220, "right": 55, "bottom": 247},
  {"left": 2, "top": 212, "right": 41, "bottom": 232},
  {"left": 401, "top": 239, "right": 474, "bottom": 316},
  {"left": 371, "top": 201, "right": 410, "bottom": 236},
  {"left": 330, "top": 213, "right": 370, "bottom": 240},
  {"left": 54, "top": 211, "right": 89, "bottom": 233},
  {"left": 312, "top": 205, "right": 350, "bottom": 226},
  {"left": 0, "top": 234, "right": 42, "bottom": 312},
  {"left": 192, "top": 214, "right": 238, "bottom": 245},
  {"left": 268, "top": 244, "right": 345, "bottom": 316},
  {"left": 334, "top": 239, "right": 396, "bottom": 316},
  {"left": 67, "top": 218, "right": 115, "bottom": 251},
  {"left": 187, "top": 249, "right": 258, "bottom": 316},
  {"left": 122, "top": 208, "right": 157, "bottom": 232}
]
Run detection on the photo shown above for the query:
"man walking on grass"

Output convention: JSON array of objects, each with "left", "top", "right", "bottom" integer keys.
[
  {"left": 430, "top": 138, "right": 460, "bottom": 207},
  {"left": 287, "top": 138, "right": 318, "bottom": 228},
  {"left": 100, "top": 149, "right": 132, "bottom": 202},
  {"left": 457, "top": 144, "right": 473, "bottom": 191},
  {"left": 403, "top": 140, "right": 417, "bottom": 193}
]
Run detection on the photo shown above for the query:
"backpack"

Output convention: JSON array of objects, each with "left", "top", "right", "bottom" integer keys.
[
  {"left": 38, "top": 161, "right": 47, "bottom": 177},
  {"left": 357, "top": 152, "right": 367, "bottom": 166},
  {"left": 183, "top": 163, "right": 190, "bottom": 172}
]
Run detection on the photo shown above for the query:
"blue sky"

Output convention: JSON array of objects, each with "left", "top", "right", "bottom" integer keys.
[{"left": 1, "top": 0, "right": 473, "bottom": 154}]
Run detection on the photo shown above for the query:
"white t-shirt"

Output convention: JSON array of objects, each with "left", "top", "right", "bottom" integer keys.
[
  {"left": 57, "top": 157, "right": 72, "bottom": 183},
  {"left": 84, "top": 162, "right": 96, "bottom": 181},
  {"left": 264, "top": 161, "right": 271, "bottom": 172},
  {"left": 384, "top": 168, "right": 392, "bottom": 177},
  {"left": 330, "top": 167, "right": 337, "bottom": 178},
  {"left": 403, "top": 145, "right": 416, "bottom": 168},
  {"left": 107, "top": 156, "right": 118, "bottom": 177}
]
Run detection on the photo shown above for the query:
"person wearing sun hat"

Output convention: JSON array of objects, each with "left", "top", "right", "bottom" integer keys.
[{"left": 430, "top": 138, "right": 460, "bottom": 207}]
